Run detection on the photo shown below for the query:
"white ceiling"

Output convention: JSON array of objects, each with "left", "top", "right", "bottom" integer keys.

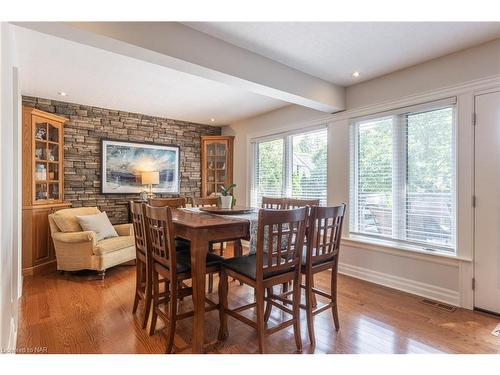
[
  {"left": 185, "top": 22, "right": 500, "bottom": 85},
  {"left": 14, "top": 26, "right": 287, "bottom": 125}
]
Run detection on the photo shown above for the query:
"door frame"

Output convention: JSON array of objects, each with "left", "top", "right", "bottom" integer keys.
[{"left": 472, "top": 87, "right": 500, "bottom": 312}]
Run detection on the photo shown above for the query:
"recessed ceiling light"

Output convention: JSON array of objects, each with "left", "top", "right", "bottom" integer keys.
[
  {"left": 352, "top": 71, "right": 360, "bottom": 78},
  {"left": 210, "top": 118, "right": 216, "bottom": 122},
  {"left": 57, "top": 91, "right": 67, "bottom": 96}
]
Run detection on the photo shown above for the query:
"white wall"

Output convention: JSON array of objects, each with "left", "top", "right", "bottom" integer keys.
[
  {"left": 223, "top": 38, "right": 500, "bottom": 308},
  {"left": 0, "top": 22, "right": 22, "bottom": 353}
]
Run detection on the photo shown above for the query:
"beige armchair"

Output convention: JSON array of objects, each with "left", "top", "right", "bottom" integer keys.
[{"left": 48, "top": 207, "right": 136, "bottom": 278}]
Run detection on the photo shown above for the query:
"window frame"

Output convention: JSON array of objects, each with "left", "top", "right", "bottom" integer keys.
[
  {"left": 250, "top": 125, "right": 328, "bottom": 208},
  {"left": 349, "top": 98, "right": 457, "bottom": 254}
]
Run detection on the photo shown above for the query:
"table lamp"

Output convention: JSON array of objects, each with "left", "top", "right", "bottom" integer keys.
[{"left": 141, "top": 171, "right": 160, "bottom": 198}]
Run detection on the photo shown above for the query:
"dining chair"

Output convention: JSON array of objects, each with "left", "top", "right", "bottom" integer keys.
[
  {"left": 281, "top": 198, "right": 320, "bottom": 299},
  {"left": 261, "top": 196, "right": 288, "bottom": 209},
  {"left": 147, "top": 197, "right": 190, "bottom": 251},
  {"left": 287, "top": 198, "right": 320, "bottom": 209},
  {"left": 192, "top": 196, "right": 225, "bottom": 255},
  {"left": 130, "top": 201, "right": 151, "bottom": 329},
  {"left": 148, "top": 196, "right": 187, "bottom": 208},
  {"left": 299, "top": 204, "right": 346, "bottom": 346},
  {"left": 143, "top": 204, "right": 224, "bottom": 353},
  {"left": 218, "top": 207, "right": 308, "bottom": 353},
  {"left": 191, "top": 196, "right": 227, "bottom": 293}
]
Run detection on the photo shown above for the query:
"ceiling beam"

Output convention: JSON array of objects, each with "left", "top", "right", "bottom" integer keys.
[{"left": 14, "top": 22, "right": 345, "bottom": 113}]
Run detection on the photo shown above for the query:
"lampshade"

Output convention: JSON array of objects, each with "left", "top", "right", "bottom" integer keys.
[{"left": 141, "top": 171, "right": 159, "bottom": 185}]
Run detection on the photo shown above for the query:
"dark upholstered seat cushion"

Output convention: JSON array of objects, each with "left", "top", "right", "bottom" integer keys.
[
  {"left": 222, "top": 254, "right": 293, "bottom": 280},
  {"left": 175, "top": 238, "right": 190, "bottom": 251},
  {"left": 300, "top": 245, "right": 334, "bottom": 266},
  {"left": 268, "top": 245, "right": 335, "bottom": 268},
  {"left": 160, "top": 249, "right": 224, "bottom": 274}
]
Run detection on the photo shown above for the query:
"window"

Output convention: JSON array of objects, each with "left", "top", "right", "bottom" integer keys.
[
  {"left": 350, "top": 100, "right": 456, "bottom": 253},
  {"left": 251, "top": 127, "right": 328, "bottom": 207}
]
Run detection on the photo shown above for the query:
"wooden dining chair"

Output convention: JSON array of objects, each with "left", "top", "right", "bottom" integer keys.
[
  {"left": 130, "top": 201, "right": 151, "bottom": 329},
  {"left": 282, "top": 198, "right": 320, "bottom": 298},
  {"left": 218, "top": 207, "right": 308, "bottom": 353},
  {"left": 148, "top": 196, "right": 187, "bottom": 208},
  {"left": 299, "top": 204, "right": 346, "bottom": 346},
  {"left": 191, "top": 196, "right": 226, "bottom": 293},
  {"left": 147, "top": 197, "right": 190, "bottom": 251},
  {"left": 287, "top": 198, "right": 320, "bottom": 209},
  {"left": 143, "top": 204, "right": 224, "bottom": 353},
  {"left": 261, "top": 196, "right": 288, "bottom": 209}
]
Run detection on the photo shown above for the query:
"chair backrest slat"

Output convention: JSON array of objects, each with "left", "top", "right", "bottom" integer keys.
[
  {"left": 144, "top": 204, "right": 177, "bottom": 272},
  {"left": 261, "top": 197, "right": 288, "bottom": 209},
  {"left": 192, "top": 196, "right": 218, "bottom": 207},
  {"left": 306, "top": 204, "right": 346, "bottom": 266},
  {"left": 255, "top": 207, "right": 307, "bottom": 281},
  {"left": 148, "top": 197, "right": 186, "bottom": 208},
  {"left": 130, "top": 201, "right": 147, "bottom": 257},
  {"left": 287, "top": 198, "right": 320, "bottom": 209}
]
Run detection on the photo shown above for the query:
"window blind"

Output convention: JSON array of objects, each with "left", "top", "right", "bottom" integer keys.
[
  {"left": 350, "top": 100, "right": 456, "bottom": 253},
  {"left": 251, "top": 127, "right": 328, "bottom": 208}
]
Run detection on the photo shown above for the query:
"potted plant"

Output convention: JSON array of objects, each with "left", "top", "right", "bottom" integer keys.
[{"left": 219, "top": 183, "right": 236, "bottom": 209}]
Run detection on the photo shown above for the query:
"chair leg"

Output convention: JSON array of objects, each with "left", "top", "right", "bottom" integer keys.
[
  {"left": 264, "top": 287, "right": 273, "bottom": 323},
  {"left": 218, "top": 269, "right": 229, "bottom": 341},
  {"left": 331, "top": 265, "right": 340, "bottom": 331},
  {"left": 149, "top": 269, "right": 159, "bottom": 336},
  {"left": 98, "top": 270, "right": 105, "bottom": 280},
  {"left": 293, "top": 273, "right": 303, "bottom": 353},
  {"left": 311, "top": 277, "right": 317, "bottom": 308},
  {"left": 255, "top": 285, "right": 266, "bottom": 354},
  {"left": 208, "top": 273, "right": 214, "bottom": 294},
  {"left": 305, "top": 274, "right": 315, "bottom": 346},
  {"left": 142, "top": 261, "right": 152, "bottom": 329},
  {"left": 132, "top": 261, "right": 142, "bottom": 314},
  {"left": 165, "top": 279, "right": 177, "bottom": 354}
]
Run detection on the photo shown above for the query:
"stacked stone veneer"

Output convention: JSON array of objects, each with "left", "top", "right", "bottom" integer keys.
[{"left": 22, "top": 96, "right": 221, "bottom": 224}]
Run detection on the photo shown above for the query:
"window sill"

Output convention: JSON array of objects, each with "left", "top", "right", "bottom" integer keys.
[{"left": 341, "top": 235, "right": 472, "bottom": 265}]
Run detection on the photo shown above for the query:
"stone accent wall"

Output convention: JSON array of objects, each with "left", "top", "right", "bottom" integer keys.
[{"left": 22, "top": 96, "right": 221, "bottom": 224}]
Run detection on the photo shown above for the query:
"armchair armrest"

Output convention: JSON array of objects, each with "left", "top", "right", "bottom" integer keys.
[
  {"left": 52, "top": 231, "right": 97, "bottom": 244},
  {"left": 114, "top": 223, "right": 134, "bottom": 237}
]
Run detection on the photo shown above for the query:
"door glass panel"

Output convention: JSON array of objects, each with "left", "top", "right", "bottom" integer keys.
[
  {"left": 35, "top": 183, "right": 48, "bottom": 201},
  {"left": 35, "top": 122, "right": 47, "bottom": 140},
  {"left": 48, "top": 143, "right": 59, "bottom": 162},
  {"left": 35, "top": 141, "right": 47, "bottom": 160},
  {"left": 35, "top": 162, "right": 47, "bottom": 181},
  {"left": 48, "top": 124, "right": 59, "bottom": 142},
  {"left": 49, "top": 183, "right": 60, "bottom": 200},
  {"left": 48, "top": 163, "right": 59, "bottom": 181}
]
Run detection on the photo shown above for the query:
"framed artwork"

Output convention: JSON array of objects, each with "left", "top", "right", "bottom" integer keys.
[{"left": 101, "top": 139, "right": 180, "bottom": 194}]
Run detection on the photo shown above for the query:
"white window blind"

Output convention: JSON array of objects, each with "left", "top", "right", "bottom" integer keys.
[
  {"left": 350, "top": 100, "right": 456, "bottom": 253},
  {"left": 251, "top": 127, "right": 328, "bottom": 207}
]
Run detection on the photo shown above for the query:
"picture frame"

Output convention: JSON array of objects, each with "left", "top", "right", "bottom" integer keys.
[{"left": 100, "top": 139, "right": 180, "bottom": 194}]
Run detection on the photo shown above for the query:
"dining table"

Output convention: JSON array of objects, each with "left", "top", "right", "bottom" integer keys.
[{"left": 171, "top": 208, "right": 251, "bottom": 353}]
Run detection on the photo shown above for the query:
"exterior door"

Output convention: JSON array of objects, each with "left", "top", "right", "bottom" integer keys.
[{"left": 474, "top": 90, "right": 500, "bottom": 314}]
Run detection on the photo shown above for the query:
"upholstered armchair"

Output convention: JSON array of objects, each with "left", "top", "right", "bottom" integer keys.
[{"left": 48, "top": 207, "right": 136, "bottom": 278}]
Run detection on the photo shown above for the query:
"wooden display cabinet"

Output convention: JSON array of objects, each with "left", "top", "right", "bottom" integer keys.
[
  {"left": 200, "top": 136, "right": 234, "bottom": 197},
  {"left": 22, "top": 107, "right": 70, "bottom": 276}
]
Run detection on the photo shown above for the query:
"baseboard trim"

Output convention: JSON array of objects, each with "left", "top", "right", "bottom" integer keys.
[
  {"left": 22, "top": 259, "right": 57, "bottom": 277},
  {"left": 338, "top": 262, "right": 460, "bottom": 307},
  {"left": 8, "top": 316, "right": 17, "bottom": 354}
]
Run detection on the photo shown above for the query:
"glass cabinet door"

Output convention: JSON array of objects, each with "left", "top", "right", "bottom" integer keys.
[
  {"left": 205, "top": 140, "right": 229, "bottom": 196},
  {"left": 33, "top": 118, "right": 62, "bottom": 203}
]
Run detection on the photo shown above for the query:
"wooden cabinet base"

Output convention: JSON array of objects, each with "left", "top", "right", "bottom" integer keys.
[
  {"left": 22, "top": 203, "right": 71, "bottom": 277},
  {"left": 22, "top": 259, "right": 57, "bottom": 277}
]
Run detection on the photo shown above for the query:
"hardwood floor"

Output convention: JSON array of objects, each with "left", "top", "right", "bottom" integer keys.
[{"left": 17, "top": 248, "right": 500, "bottom": 354}]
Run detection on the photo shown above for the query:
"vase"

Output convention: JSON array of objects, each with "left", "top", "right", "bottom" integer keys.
[{"left": 220, "top": 195, "right": 233, "bottom": 209}]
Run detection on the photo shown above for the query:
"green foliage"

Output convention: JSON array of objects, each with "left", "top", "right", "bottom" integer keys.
[{"left": 220, "top": 183, "right": 236, "bottom": 196}]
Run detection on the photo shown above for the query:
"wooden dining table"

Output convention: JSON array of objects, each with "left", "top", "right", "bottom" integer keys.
[{"left": 171, "top": 208, "right": 250, "bottom": 353}]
